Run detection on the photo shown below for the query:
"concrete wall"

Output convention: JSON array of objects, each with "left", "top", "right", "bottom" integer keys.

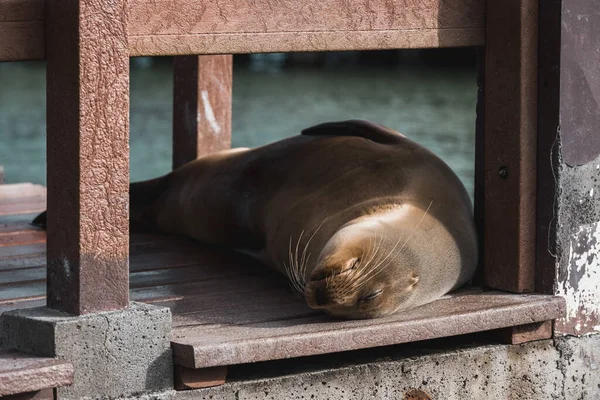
[
  {"left": 554, "top": 156, "right": 600, "bottom": 335},
  {"left": 538, "top": 0, "right": 600, "bottom": 336},
  {"left": 177, "top": 335, "right": 600, "bottom": 400}
]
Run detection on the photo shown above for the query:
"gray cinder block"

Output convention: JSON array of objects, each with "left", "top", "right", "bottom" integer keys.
[{"left": 1, "top": 302, "right": 173, "bottom": 399}]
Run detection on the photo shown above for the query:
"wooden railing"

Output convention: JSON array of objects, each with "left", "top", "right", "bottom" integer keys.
[
  {"left": 0, "top": 0, "right": 556, "bottom": 346},
  {"left": 1, "top": 0, "right": 485, "bottom": 61}
]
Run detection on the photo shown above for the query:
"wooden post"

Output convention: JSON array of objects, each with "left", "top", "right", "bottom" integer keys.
[
  {"left": 483, "top": 0, "right": 538, "bottom": 293},
  {"left": 45, "top": 0, "right": 130, "bottom": 314},
  {"left": 173, "top": 55, "right": 233, "bottom": 169}
]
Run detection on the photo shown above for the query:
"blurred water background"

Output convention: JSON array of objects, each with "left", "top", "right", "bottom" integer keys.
[{"left": 0, "top": 49, "right": 477, "bottom": 198}]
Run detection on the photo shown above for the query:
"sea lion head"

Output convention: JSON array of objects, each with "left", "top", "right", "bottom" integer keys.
[{"left": 304, "top": 212, "right": 422, "bottom": 319}]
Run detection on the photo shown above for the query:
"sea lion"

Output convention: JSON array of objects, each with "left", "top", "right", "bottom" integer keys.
[{"left": 35, "top": 120, "right": 478, "bottom": 319}]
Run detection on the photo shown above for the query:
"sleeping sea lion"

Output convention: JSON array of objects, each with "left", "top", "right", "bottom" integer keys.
[{"left": 35, "top": 120, "right": 477, "bottom": 319}]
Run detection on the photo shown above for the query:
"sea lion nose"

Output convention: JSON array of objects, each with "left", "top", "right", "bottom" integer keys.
[{"left": 314, "top": 287, "right": 330, "bottom": 307}]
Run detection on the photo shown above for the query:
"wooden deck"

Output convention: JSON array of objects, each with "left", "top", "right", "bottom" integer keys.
[
  {"left": 1, "top": 183, "right": 566, "bottom": 369},
  {"left": 0, "top": 348, "right": 74, "bottom": 396}
]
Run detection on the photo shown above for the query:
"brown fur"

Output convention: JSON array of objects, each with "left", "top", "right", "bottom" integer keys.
[{"left": 129, "top": 120, "right": 478, "bottom": 319}]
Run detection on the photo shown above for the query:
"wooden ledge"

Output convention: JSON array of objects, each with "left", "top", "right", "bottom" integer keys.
[
  {"left": 170, "top": 291, "right": 565, "bottom": 369},
  {"left": 0, "top": 349, "right": 74, "bottom": 396}
]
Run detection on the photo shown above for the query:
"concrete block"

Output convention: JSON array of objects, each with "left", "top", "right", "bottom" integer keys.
[
  {"left": 177, "top": 335, "right": 600, "bottom": 400},
  {"left": 556, "top": 335, "right": 600, "bottom": 399},
  {"left": 0, "top": 302, "right": 173, "bottom": 399}
]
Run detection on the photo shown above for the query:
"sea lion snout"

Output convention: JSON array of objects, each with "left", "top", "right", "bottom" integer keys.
[{"left": 308, "top": 257, "right": 359, "bottom": 282}]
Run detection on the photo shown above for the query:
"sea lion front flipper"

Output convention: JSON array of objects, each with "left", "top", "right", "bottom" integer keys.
[{"left": 301, "top": 119, "right": 406, "bottom": 145}]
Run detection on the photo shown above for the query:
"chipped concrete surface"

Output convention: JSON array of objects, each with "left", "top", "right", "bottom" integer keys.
[
  {"left": 554, "top": 153, "right": 600, "bottom": 336},
  {"left": 556, "top": 221, "right": 600, "bottom": 335},
  {"left": 176, "top": 335, "right": 600, "bottom": 400}
]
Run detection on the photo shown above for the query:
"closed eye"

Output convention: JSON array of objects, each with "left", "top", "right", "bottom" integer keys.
[{"left": 361, "top": 289, "right": 383, "bottom": 302}]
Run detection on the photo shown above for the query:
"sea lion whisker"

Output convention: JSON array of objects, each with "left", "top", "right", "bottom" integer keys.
[
  {"left": 286, "top": 234, "right": 305, "bottom": 295},
  {"left": 359, "top": 232, "right": 379, "bottom": 272},
  {"left": 354, "top": 230, "right": 407, "bottom": 286},
  {"left": 361, "top": 231, "right": 385, "bottom": 273},
  {"left": 299, "top": 218, "right": 327, "bottom": 286},
  {"left": 354, "top": 201, "right": 435, "bottom": 288},
  {"left": 359, "top": 201, "right": 433, "bottom": 284},
  {"left": 292, "top": 231, "right": 306, "bottom": 293}
]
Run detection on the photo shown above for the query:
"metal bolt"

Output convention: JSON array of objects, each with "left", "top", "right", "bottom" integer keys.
[{"left": 498, "top": 166, "right": 509, "bottom": 179}]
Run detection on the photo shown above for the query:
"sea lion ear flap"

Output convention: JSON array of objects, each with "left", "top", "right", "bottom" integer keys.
[{"left": 301, "top": 119, "right": 406, "bottom": 144}]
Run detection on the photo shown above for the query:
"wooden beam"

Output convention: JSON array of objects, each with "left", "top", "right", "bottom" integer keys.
[
  {"left": 130, "top": 0, "right": 484, "bottom": 36},
  {"left": 174, "top": 365, "right": 227, "bottom": 390},
  {"left": 173, "top": 55, "right": 232, "bottom": 169},
  {"left": 171, "top": 292, "right": 565, "bottom": 369},
  {"left": 482, "top": 0, "right": 538, "bottom": 293},
  {"left": 45, "top": 0, "right": 130, "bottom": 314},
  {"left": 129, "top": 29, "right": 484, "bottom": 57},
  {"left": 498, "top": 320, "right": 553, "bottom": 345},
  {"left": 0, "top": 0, "right": 486, "bottom": 60},
  {"left": 0, "top": 349, "right": 73, "bottom": 396}
]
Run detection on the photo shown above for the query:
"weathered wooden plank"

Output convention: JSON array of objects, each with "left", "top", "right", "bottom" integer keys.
[
  {"left": 0, "top": 298, "right": 45, "bottom": 314},
  {"left": 483, "top": 0, "right": 538, "bottom": 293},
  {"left": 129, "top": 0, "right": 484, "bottom": 35},
  {"left": 498, "top": 320, "right": 553, "bottom": 345},
  {"left": 0, "top": 255, "right": 45, "bottom": 271},
  {"left": 0, "top": 266, "right": 45, "bottom": 286},
  {"left": 173, "top": 55, "right": 232, "bottom": 168},
  {"left": 0, "top": 227, "right": 45, "bottom": 247},
  {"left": 0, "top": 200, "right": 46, "bottom": 216},
  {"left": 128, "top": 0, "right": 484, "bottom": 54},
  {"left": 174, "top": 365, "right": 227, "bottom": 390},
  {"left": 3, "top": 388, "right": 53, "bottom": 399},
  {"left": 0, "top": 281, "right": 45, "bottom": 302},
  {"left": 45, "top": 0, "right": 130, "bottom": 314},
  {"left": 130, "top": 29, "right": 484, "bottom": 57},
  {"left": 0, "top": 0, "right": 44, "bottom": 22},
  {"left": 0, "top": 0, "right": 486, "bottom": 60},
  {"left": 0, "top": 349, "right": 73, "bottom": 396},
  {"left": 0, "top": 21, "right": 44, "bottom": 61},
  {"left": 171, "top": 293, "right": 565, "bottom": 368},
  {"left": 0, "top": 183, "right": 46, "bottom": 200},
  {"left": 0, "top": 243, "right": 45, "bottom": 259}
]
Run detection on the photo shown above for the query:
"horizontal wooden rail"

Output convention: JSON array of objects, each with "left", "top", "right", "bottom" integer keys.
[{"left": 1, "top": 0, "right": 485, "bottom": 61}]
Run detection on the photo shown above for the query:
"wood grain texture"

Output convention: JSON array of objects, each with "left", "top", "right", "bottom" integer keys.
[
  {"left": 0, "top": 184, "right": 46, "bottom": 217},
  {"left": 0, "top": 349, "right": 73, "bottom": 396},
  {"left": 483, "top": 0, "right": 538, "bottom": 293},
  {"left": 0, "top": 21, "right": 44, "bottom": 61},
  {"left": 0, "top": 208, "right": 565, "bottom": 366},
  {"left": 129, "top": 29, "right": 484, "bottom": 56},
  {"left": 128, "top": 0, "right": 483, "bottom": 35},
  {"left": 171, "top": 292, "right": 565, "bottom": 368},
  {"left": 0, "top": 0, "right": 485, "bottom": 60},
  {"left": 174, "top": 365, "right": 227, "bottom": 390},
  {"left": 173, "top": 55, "right": 232, "bottom": 169},
  {"left": 3, "top": 388, "right": 54, "bottom": 400},
  {"left": 499, "top": 320, "right": 553, "bottom": 345},
  {"left": 0, "top": 0, "right": 44, "bottom": 21},
  {"left": 0, "top": 0, "right": 44, "bottom": 61},
  {"left": 45, "top": 0, "right": 130, "bottom": 314}
]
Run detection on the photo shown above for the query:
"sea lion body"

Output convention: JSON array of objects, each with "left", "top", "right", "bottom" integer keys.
[{"left": 129, "top": 121, "right": 478, "bottom": 318}]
